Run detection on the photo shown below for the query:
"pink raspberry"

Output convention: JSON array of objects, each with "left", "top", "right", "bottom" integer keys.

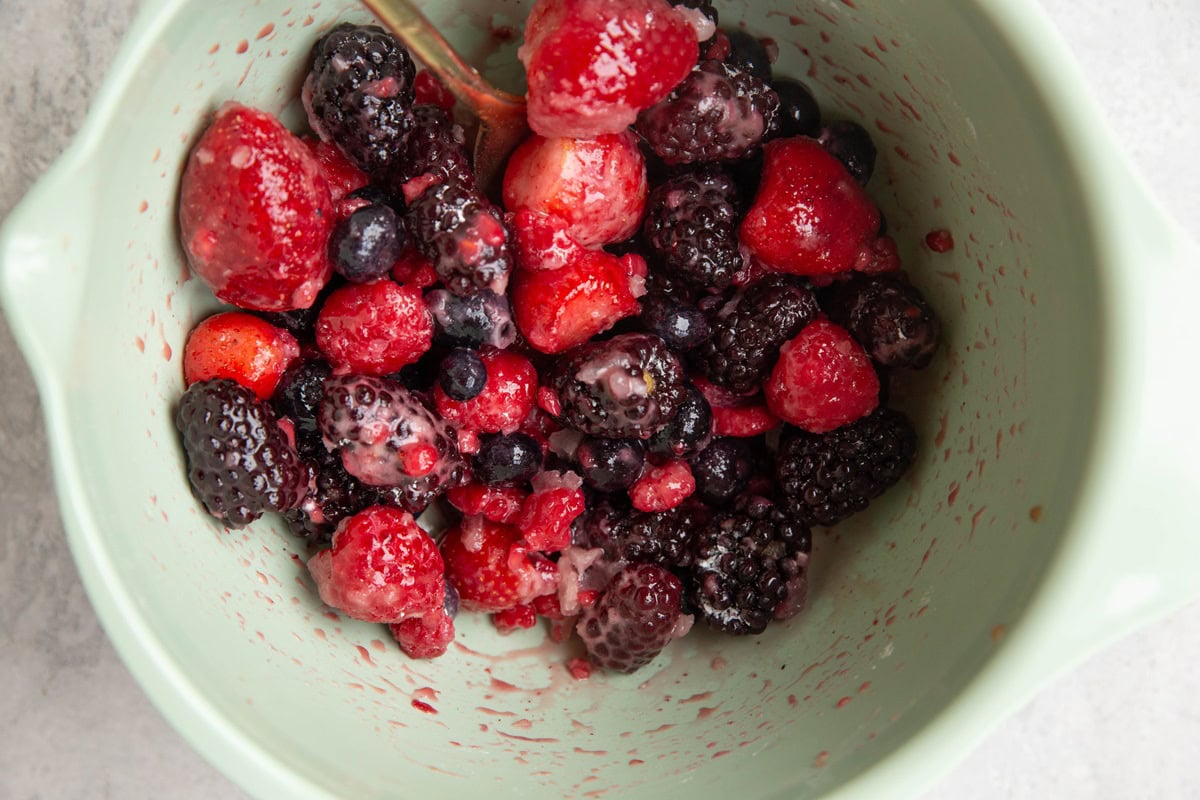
[
  {"left": 517, "top": 471, "right": 586, "bottom": 552},
  {"left": 315, "top": 279, "right": 433, "bottom": 375},
  {"left": 764, "top": 320, "right": 880, "bottom": 433}
]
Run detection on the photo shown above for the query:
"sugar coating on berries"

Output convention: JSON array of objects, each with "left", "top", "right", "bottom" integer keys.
[
  {"left": 407, "top": 181, "right": 514, "bottom": 297},
  {"left": 184, "top": 311, "right": 300, "bottom": 400},
  {"left": 434, "top": 348, "right": 537, "bottom": 434},
  {"left": 316, "top": 279, "right": 433, "bottom": 375},
  {"left": 765, "top": 319, "right": 880, "bottom": 433},
  {"left": 441, "top": 518, "right": 556, "bottom": 612},
  {"left": 642, "top": 167, "right": 743, "bottom": 290},
  {"left": 179, "top": 102, "right": 333, "bottom": 312},
  {"left": 577, "top": 563, "right": 692, "bottom": 673}
]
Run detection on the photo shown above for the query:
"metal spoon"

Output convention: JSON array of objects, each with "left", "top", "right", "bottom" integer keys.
[{"left": 361, "top": 0, "right": 528, "bottom": 195}]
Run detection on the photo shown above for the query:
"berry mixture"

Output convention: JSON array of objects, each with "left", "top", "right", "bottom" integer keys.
[{"left": 173, "top": 0, "right": 942, "bottom": 673}]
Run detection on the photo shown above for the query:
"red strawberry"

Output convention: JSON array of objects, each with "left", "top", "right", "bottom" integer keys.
[
  {"left": 441, "top": 517, "right": 557, "bottom": 612},
  {"left": 307, "top": 506, "right": 445, "bottom": 624},
  {"left": 629, "top": 459, "right": 695, "bottom": 512},
  {"left": 764, "top": 320, "right": 880, "bottom": 433},
  {"left": 510, "top": 209, "right": 589, "bottom": 273},
  {"left": 511, "top": 250, "right": 646, "bottom": 354},
  {"left": 390, "top": 607, "right": 455, "bottom": 659},
  {"left": 517, "top": 471, "right": 586, "bottom": 552},
  {"left": 434, "top": 348, "right": 537, "bottom": 434},
  {"left": 740, "top": 137, "right": 880, "bottom": 277},
  {"left": 315, "top": 279, "right": 433, "bottom": 375},
  {"left": 179, "top": 102, "right": 333, "bottom": 311},
  {"left": 576, "top": 563, "right": 692, "bottom": 673},
  {"left": 502, "top": 131, "right": 648, "bottom": 247},
  {"left": 182, "top": 311, "right": 300, "bottom": 400},
  {"left": 519, "top": 0, "right": 698, "bottom": 138},
  {"left": 302, "top": 137, "right": 369, "bottom": 203},
  {"left": 445, "top": 482, "right": 528, "bottom": 524}
]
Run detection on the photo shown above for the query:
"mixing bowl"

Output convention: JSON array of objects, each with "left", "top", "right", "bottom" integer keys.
[{"left": 1, "top": 0, "right": 1197, "bottom": 797}]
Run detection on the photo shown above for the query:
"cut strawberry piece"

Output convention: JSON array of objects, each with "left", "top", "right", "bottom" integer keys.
[
  {"left": 502, "top": 131, "right": 648, "bottom": 247},
  {"left": 441, "top": 517, "right": 557, "bottom": 612},
  {"left": 390, "top": 607, "right": 456, "bottom": 659},
  {"left": 180, "top": 102, "right": 333, "bottom": 311},
  {"left": 519, "top": 0, "right": 698, "bottom": 138},
  {"left": 629, "top": 459, "right": 695, "bottom": 512},
  {"left": 302, "top": 137, "right": 369, "bottom": 202},
  {"left": 434, "top": 348, "right": 538, "bottom": 434},
  {"left": 183, "top": 311, "right": 300, "bottom": 400},
  {"left": 315, "top": 279, "right": 433, "bottom": 375},
  {"left": 510, "top": 210, "right": 589, "bottom": 272},
  {"left": 764, "top": 320, "right": 880, "bottom": 433},
  {"left": 741, "top": 137, "right": 880, "bottom": 276},
  {"left": 307, "top": 506, "right": 445, "bottom": 624}
]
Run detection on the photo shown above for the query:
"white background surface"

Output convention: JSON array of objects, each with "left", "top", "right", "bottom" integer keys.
[{"left": 0, "top": 1, "right": 1196, "bottom": 798}]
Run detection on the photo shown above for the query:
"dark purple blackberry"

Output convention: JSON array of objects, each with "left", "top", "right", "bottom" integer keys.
[
  {"left": 472, "top": 432, "right": 543, "bottom": 485},
  {"left": 636, "top": 60, "right": 780, "bottom": 165},
  {"left": 648, "top": 384, "right": 712, "bottom": 459},
  {"left": 818, "top": 120, "right": 877, "bottom": 185},
  {"left": 826, "top": 273, "right": 941, "bottom": 369},
  {"left": 773, "top": 78, "right": 821, "bottom": 138},
  {"left": 722, "top": 30, "right": 772, "bottom": 83},
  {"left": 271, "top": 359, "right": 332, "bottom": 445},
  {"left": 425, "top": 288, "right": 517, "bottom": 349},
  {"left": 574, "top": 500, "right": 710, "bottom": 570},
  {"left": 389, "top": 104, "right": 474, "bottom": 189},
  {"left": 406, "top": 181, "right": 513, "bottom": 296},
  {"left": 575, "top": 437, "right": 646, "bottom": 492},
  {"left": 694, "top": 274, "right": 820, "bottom": 394},
  {"left": 638, "top": 293, "right": 710, "bottom": 351},
  {"left": 775, "top": 408, "right": 918, "bottom": 527},
  {"left": 329, "top": 204, "right": 405, "bottom": 283},
  {"left": 547, "top": 333, "right": 687, "bottom": 440},
  {"left": 303, "top": 23, "right": 416, "bottom": 174},
  {"left": 176, "top": 379, "right": 308, "bottom": 528},
  {"left": 690, "top": 496, "right": 812, "bottom": 635},
  {"left": 438, "top": 348, "right": 487, "bottom": 400},
  {"left": 319, "top": 374, "right": 463, "bottom": 512},
  {"left": 690, "top": 437, "right": 754, "bottom": 506},
  {"left": 642, "top": 168, "right": 742, "bottom": 290},
  {"left": 284, "top": 446, "right": 375, "bottom": 547}
]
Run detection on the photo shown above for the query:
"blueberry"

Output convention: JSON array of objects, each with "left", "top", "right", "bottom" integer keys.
[
  {"left": 329, "top": 204, "right": 405, "bottom": 283},
  {"left": 438, "top": 348, "right": 487, "bottom": 401},
  {"left": 819, "top": 120, "right": 877, "bottom": 185},
  {"left": 442, "top": 581, "right": 460, "bottom": 619},
  {"left": 773, "top": 78, "right": 821, "bottom": 138},
  {"left": 473, "top": 433, "right": 543, "bottom": 485},
  {"left": 575, "top": 437, "right": 646, "bottom": 493},
  {"left": 639, "top": 294, "right": 709, "bottom": 351},
  {"left": 723, "top": 30, "right": 772, "bottom": 83},
  {"left": 426, "top": 288, "right": 517, "bottom": 349},
  {"left": 690, "top": 437, "right": 754, "bottom": 505},
  {"left": 648, "top": 385, "right": 712, "bottom": 459}
]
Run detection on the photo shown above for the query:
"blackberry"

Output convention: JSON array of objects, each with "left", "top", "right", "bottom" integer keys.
[
  {"left": 575, "top": 437, "right": 646, "bottom": 493},
  {"left": 722, "top": 30, "right": 772, "bottom": 83},
  {"left": 426, "top": 288, "right": 517, "bottom": 349},
  {"left": 271, "top": 358, "right": 332, "bottom": 445},
  {"left": 818, "top": 120, "right": 877, "bottom": 185},
  {"left": 638, "top": 293, "right": 710, "bottom": 351},
  {"left": 438, "top": 348, "right": 488, "bottom": 400},
  {"left": 636, "top": 60, "right": 780, "bottom": 165},
  {"left": 303, "top": 23, "right": 416, "bottom": 174},
  {"left": 775, "top": 407, "right": 918, "bottom": 527},
  {"left": 642, "top": 168, "right": 742, "bottom": 290},
  {"left": 176, "top": 379, "right": 308, "bottom": 528},
  {"left": 473, "top": 432, "right": 543, "bottom": 485},
  {"left": 547, "top": 333, "right": 687, "bottom": 440},
  {"left": 690, "top": 437, "right": 754, "bottom": 506},
  {"left": 284, "top": 446, "right": 376, "bottom": 546},
  {"left": 694, "top": 274, "right": 820, "bottom": 394},
  {"left": 773, "top": 78, "right": 821, "bottom": 138},
  {"left": 574, "top": 500, "right": 710, "bottom": 570},
  {"left": 577, "top": 563, "right": 687, "bottom": 674},
  {"left": 406, "top": 181, "right": 514, "bottom": 296},
  {"left": 826, "top": 273, "right": 941, "bottom": 369},
  {"left": 690, "top": 496, "right": 812, "bottom": 635},
  {"left": 648, "top": 384, "right": 712, "bottom": 459},
  {"left": 329, "top": 204, "right": 405, "bottom": 283},
  {"left": 389, "top": 103, "right": 474, "bottom": 189}
]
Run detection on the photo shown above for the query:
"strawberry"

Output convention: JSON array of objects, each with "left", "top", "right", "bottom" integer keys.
[
  {"left": 302, "top": 137, "right": 369, "bottom": 202},
  {"left": 433, "top": 348, "right": 538, "bottom": 434},
  {"left": 764, "top": 320, "right": 880, "bottom": 433},
  {"left": 307, "top": 506, "right": 445, "bottom": 624},
  {"left": 510, "top": 209, "right": 589, "bottom": 273},
  {"left": 179, "top": 102, "right": 333, "bottom": 311},
  {"left": 315, "top": 279, "right": 433, "bottom": 375},
  {"left": 183, "top": 311, "right": 300, "bottom": 400},
  {"left": 576, "top": 563, "right": 692, "bottom": 673},
  {"left": 440, "top": 518, "right": 557, "bottom": 612},
  {"left": 629, "top": 459, "right": 695, "bottom": 512},
  {"left": 740, "top": 137, "right": 880, "bottom": 277},
  {"left": 502, "top": 131, "right": 648, "bottom": 247},
  {"left": 492, "top": 604, "right": 538, "bottom": 634},
  {"left": 390, "top": 607, "right": 456, "bottom": 659},
  {"left": 518, "top": 0, "right": 698, "bottom": 138}
]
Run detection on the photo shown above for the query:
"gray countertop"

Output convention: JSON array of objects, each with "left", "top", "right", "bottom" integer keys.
[{"left": 1, "top": 1, "right": 1197, "bottom": 798}]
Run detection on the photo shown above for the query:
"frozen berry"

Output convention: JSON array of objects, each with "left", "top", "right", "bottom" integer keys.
[
  {"left": 315, "top": 279, "right": 433, "bottom": 375},
  {"left": 412, "top": 70, "right": 456, "bottom": 111},
  {"left": 446, "top": 482, "right": 528, "bottom": 524},
  {"left": 642, "top": 167, "right": 742, "bottom": 290},
  {"left": 285, "top": 445, "right": 379, "bottom": 545},
  {"left": 183, "top": 311, "right": 300, "bottom": 400},
  {"left": 693, "top": 377, "right": 780, "bottom": 438},
  {"left": 473, "top": 432, "right": 544, "bottom": 485},
  {"left": 179, "top": 102, "right": 333, "bottom": 311},
  {"left": 818, "top": 120, "right": 877, "bottom": 185},
  {"left": 764, "top": 320, "right": 880, "bottom": 433},
  {"left": 271, "top": 358, "right": 332, "bottom": 441},
  {"left": 575, "top": 437, "right": 646, "bottom": 492},
  {"left": 574, "top": 500, "right": 709, "bottom": 569},
  {"left": 438, "top": 348, "right": 488, "bottom": 401},
  {"left": 630, "top": 459, "right": 695, "bottom": 512},
  {"left": 517, "top": 471, "right": 586, "bottom": 551},
  {"left": 690, "top": 437, "right": 754, "bottom": 505},
  {"left": 492, "top": 604, "right": 538, "bottom": 634},
  {"left": 826, "top": 273, "right": 942, "bottom": 369},
  {"left": 510, "top": 209, "right": 590, "bottom": 273},
  {"left": 440, "top": 518, "right": 556, "bottom": 612},
  {"left": 638, "top": 294, "right": 710, "bottom": 352},
  {"left": 577, "top": 563, "right": 691, "bottom": 673},
  {"left": 390, "top": 607, "right": 456, "bottom": 658},
  {"left": 329, "top": 204, "right": 405, "bottom": 283},
  {"left": 670, "top": 0, "right": 718, "bottom": 45},
  {"left": 406, "top": 180, "right": 514, "bottom": 296},
  {"left": 647, "top": 383, "right": 712, "bottom": 459},
  {"left": 772, "top": 78, "right": 821, "bottom": 137},
  {"left": 434, "top": 348, "right": 537, "bottom": 434},
  {"left": 722, "top": 30, "right": 771, "bottom": 82},
  {"left": 389, "top": 103, "right": 473, "bottom": 191},
  {"left": 426, "top": 288, "right": 518, "bottom": 350}
]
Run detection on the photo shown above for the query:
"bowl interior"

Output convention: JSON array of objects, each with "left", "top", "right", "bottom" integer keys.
[{"left": 40, "top": 0, "right": 1100, "bottom": 796}]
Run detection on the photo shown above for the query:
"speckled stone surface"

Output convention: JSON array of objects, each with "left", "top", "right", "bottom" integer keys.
[{"left": 0, "top": 1, "right": 1196, "bottom": 798}]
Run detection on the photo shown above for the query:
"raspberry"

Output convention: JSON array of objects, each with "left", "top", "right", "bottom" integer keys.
[
  {"left": 641, "top": 167, "right": 742, "bottom": 290},
  {"left": 493, "top": 604, "right": 538, "bottom": 634},
  {"left": 574, "top": 500, "right": 709, "bottom": 569},
  {"left": 440, "top": 518, "right": 556, "bottom": 612},
  {"left": 511, "top": 249, "right": 645, "bottom": 354},
  {"left": 315, "top": 279, "right": 433, "bottom": 375},
  {"left": 517, "top": 471, "right": 586, "bottom": 551},
  {"left": 577, "top": 563, "right": 691, "bottom": 673},
  {"left": 637, "top": 293, "right": 710, "bottom": 352},
  {"left": 740, "top": 137, "right": 880, "bottom": 276},
  {"left": 426, "top": 288, "right": 518, "bottom": 350},
  {"left": 818, "top": 120, "right": 877, "bottom": 185},
  {"left": 433, "top": 348, "right": 537, "bottom": 434},
  {"left": 547, "top": 333, "right": 687, "bottom": 439},
  {"left": 388, "top": 103, "right": 474, "bottom": 191},
  {"left": 502, "top": 131, "right": 648, "bottom": 247},
  {"left": 472, "top": 432, "right": 544, "bottom": 485},
  {"left": 406, "top": 180, "right": 514, "bottom": 296},
  {"left": 391, "top": 607, "right": 456, "bottom": 658},
  {"left": 825, "top": 272, "right": 942, "bottom": 370},
  {"left": 445, "top": 483, "right": 528, "bottom": 523},
  {"left": 175, "top": 379, "right": 308, "bottom": 528},
  {"left": 764, "top": 320, "right": 880, "bottom": 433},
  {"left": 303, "top": 23, "right": 416, "bottom": 174},
  {"left": 636, "top": 60, "right": 779, "bottom": 165},
  {"left": 183, "top": 312, "right": 300, "bottom": 400},
  {"left": 302, "top": 137, "right": 370, "bottom": 201},
  {"left": 438, "top": 348, "right": 488, "bottom": 401},
  {"left": 519, "top": 0, "right": 698, "bottom": 138},
  {"left": 179, "top": 102, "right": 333, "bottom": 311},
  {"left": 925, "top": 229, "right": 955, "bottom": 253},
  {"left": 694, "top": 274, "right": 819, "bottom": 394},
  {"left": 319, "top": 374, "right": 464, "bottom": 510},
  {"left": 307, "top": 506, "right": 445, "bottom": 623},
  {"left": 693, "top": 377, "right": 780, "bottom": 438},
  {"left": 775, "top": 407, "right": 917, "bottom": 527},
  {"left": 630, "top": 459, "right": 695, "bottom": 512},
  {"left": 647, "top": 383, "right": 712, "bottom": 458},
  {"left": 690, "top": 496, "right": 811, "bottom": 635},
  {"left": 574, "top": 437, "right": 646, "bottom": 492},
  {"left": 690, "top": 437, "right": 754, "bottom": 506}
]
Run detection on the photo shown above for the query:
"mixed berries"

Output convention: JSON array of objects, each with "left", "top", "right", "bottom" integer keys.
[{"left": 173, "top": 0, "right": 942, "bottom": 673}]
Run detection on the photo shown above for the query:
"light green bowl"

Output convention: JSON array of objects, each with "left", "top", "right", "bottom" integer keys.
[{"left": 2, "top": 0, "right": 1198, "bottom": 797}]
